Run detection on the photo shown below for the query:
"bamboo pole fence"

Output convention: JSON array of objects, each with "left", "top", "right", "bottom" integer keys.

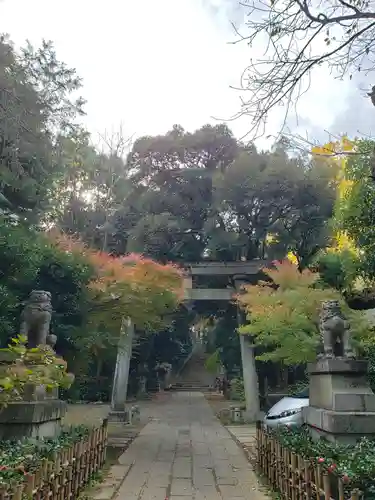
[
  {"left": 256, "top": 422, "right": 363, "bottom": 500},
  {"left": 0, "top": 418, "right": 108, "bottom": 500}
]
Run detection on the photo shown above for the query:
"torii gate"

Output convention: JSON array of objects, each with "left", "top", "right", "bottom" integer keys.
[
  {"left": 109, "top": 259, "right": 268, "bottom": 423},
  {"left": 182, "top": 260, "right": 269, "bottom": 421}
]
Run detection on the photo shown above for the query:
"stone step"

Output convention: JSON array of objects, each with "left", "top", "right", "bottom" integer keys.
[
  {"left": 173, "top": 385, "right": 211, "bottom": 390},
  {"left": 175, "top": 386, "right": 209, "bottom": 392},
  {"left": 175, "top": 382, "right": 210, "bottom": 386}
]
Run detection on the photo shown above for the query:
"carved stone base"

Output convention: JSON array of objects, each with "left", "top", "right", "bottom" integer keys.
[
  {"left": 304, "top": 357, "right": 375, "bottom": 443},
  {"left": 303, "top": 406, "right": 375, "bottom": 444},
  {"left": 0, "top": 400, "right": 66, "bottom": 440},
  {"left": 108, "top": 405, "right": 140, "bottom": 425}
]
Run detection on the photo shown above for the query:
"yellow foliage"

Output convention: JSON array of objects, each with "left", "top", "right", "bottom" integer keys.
[
  {"left": 334, "top": 232, "right": 358, "bottom": 254},
  {"left": 312, "top": 137, "right": 358, "bottom": 256},
  {"left": 311, "top": 137, "right": 354, "bottom": 158},
  {"left": 338, "top": 178, "right": 354, "bottom": 199},
  {"left": 287, "top": 251, "right": 298, "bottom": 265}
]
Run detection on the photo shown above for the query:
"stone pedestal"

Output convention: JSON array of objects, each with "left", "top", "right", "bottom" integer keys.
[
  {"left": 304, "top": 358, "right": 375, "bottom": 444},
  {"left": 0, "top": 400, "right": 66, "bottom": 440},
  {"left": 0, "top": 353, "right": 67, "bottom": 440}
]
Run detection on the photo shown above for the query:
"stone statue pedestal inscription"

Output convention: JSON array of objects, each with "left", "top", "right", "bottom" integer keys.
[
  {"left": 0, "top": 354, "right": 66, "bottom": 440},
  {"left": 304, "top": 358, "right": 375, "bottom": 444}
]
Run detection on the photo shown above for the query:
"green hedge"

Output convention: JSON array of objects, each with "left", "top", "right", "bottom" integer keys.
[
  {"left": 0, "top": 425, "right": 92, "bottom": 485},
  {"left": 274, "top": 426, "right": 375, "bottom": 498}
]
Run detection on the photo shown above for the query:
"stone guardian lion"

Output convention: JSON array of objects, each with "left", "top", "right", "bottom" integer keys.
[
  {"left": 20, "top": 290, "right": 54, "bottom": 348},
  {"left": 318, "top": 300, "right": 354, "bottom": 359}
]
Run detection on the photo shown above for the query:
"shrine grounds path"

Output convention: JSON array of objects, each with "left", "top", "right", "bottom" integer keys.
[{"left": 112, "top": 392, "right": 268, "bottom": 500}]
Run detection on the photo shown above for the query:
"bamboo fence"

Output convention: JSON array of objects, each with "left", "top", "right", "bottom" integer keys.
[
  {"left": 0, "top": 418, "right": 108, "bottom": 500},
  {"left": 256, "top": 422, "right": 362, "bottom": 500}
]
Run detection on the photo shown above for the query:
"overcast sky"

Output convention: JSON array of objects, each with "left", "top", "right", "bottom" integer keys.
[{"left": 1, "top": 0, "right": 374, "bottom": 150}]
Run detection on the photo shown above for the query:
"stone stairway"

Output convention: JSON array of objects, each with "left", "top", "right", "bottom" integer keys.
[{"left": 173, "top": 347, "right": 214, "bottom": 392}]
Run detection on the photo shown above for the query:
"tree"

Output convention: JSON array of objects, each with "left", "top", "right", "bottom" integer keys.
[
  {"left": 111, "top": 124, "right": 239, "bottom": 261},
  {"left": 0, "top": 37, "right": 84, "bottom": 219},
  {"left": 53, "top": 128, "right": 133, "bottom": 251},
  {"left": 55, "top": 124, "right": 334, "bottom": 268},
  {"left": 49, "top": 231, "right": 183, "bottom": 332},
  {"left": 208, "top": 145, "right": 334, "bottom": 263},
  {"left": 235, "top": 0, "right": 375, "bottom": 135},
  {"left": 237, "top": 260, "right": 372, "bottom": 365},
  {"left": 274, "top": 159, "right": 335, "bottom": 269},
  {"left": 333, "top": 138, "right": 375, "bottom": 280}
]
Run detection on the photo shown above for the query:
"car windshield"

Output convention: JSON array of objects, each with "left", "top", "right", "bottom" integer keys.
[{"left": 292, "top": 387, "right": 309, "bottom": 399}]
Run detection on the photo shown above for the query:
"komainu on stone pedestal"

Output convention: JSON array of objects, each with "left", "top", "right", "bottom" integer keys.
[
  {"left": 0, "top": 290, "right": 67, "bottom": 440},
  {"left": 304, "top": 300, "right": 375, "bottom": 444},
  {"left": 20, "top": 290, "right": 56, "bottom": 348},
  {"left": 318, "top": 300, "right": 355, "bottom": 359}
]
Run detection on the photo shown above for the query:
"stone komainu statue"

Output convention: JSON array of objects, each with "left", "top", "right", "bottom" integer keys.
[
  {"left": 318, "top": 300, "right": 354, "bottom": 359},
  {"left": 20, "top": 290, "right": 56, "bottom": 348}
]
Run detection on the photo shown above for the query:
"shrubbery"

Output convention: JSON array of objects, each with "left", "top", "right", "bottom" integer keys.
[
  {"left": 0, "top": 218, "right": 95, "bottom": 355},
  {"left": 0, "top": 335, "right": 74, "bottom": 408},
  {"left": 61, "top": 376, "right": 112, "bottom": 402},
  {"left": 274, "top": 426, "right": 375, "bottom": 498},
  {"left": 0, "top": 425, "right": 92, "bottom": 487},
  {"left": 229, "top": 377, "right": 245, "bottom": 401}
]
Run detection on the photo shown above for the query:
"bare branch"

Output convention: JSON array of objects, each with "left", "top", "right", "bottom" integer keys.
[{"left": 234, "top": 0, "right": 375, "bottom": 138}]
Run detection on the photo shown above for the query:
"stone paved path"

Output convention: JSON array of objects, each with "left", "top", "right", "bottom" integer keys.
[{"left": 113, "top": 392, "right": 267, "bottom": 500}]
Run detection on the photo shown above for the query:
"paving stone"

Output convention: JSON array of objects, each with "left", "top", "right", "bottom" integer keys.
[
  {"left": 172, "top": 465, "right": 192, "bottom": 478},
  {"left": 150, "top": 462, "right": 172, "bottom": 474},
  {"left": 219, "top": 485, "right": 245, "bottom": 497},
  {"left": 170, "top": 479, "right": 193, "bottom": 496},
  {"left": 194, "top": 486, "right": 221, "bottom": 499},
  {"left": 147, "top": 475, "right": 170, "bottom": 487},
  {"left": 112, "top": 392, "right": 268, "bottom": 500},
  {"left": 193, "top": 456, "right": 213, "bottom": 467},
  {"left": 174, "top": 457, "right": 191, "bottom": 466},
  {"left": 169, "top": 497, "right": 193, "bottom": 500},
  {"left": 193, "top": 470, "right": 215, "bottom": 487},
  {"left": 140, "top": 487, "right": 168, "bottom": 499},
  {"left": 108, "top": 465, "right": 131, "bottom": 480},
  {"left": 93, "top": 486, "right": 117, "bottom": 499},
  {"left": 216, "top": 476, "right": 238, "bottom": 486}
]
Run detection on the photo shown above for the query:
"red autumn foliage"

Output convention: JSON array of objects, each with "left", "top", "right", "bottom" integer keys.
[{"left": 47, "top": 230, "right": 183, "bottom": 326}]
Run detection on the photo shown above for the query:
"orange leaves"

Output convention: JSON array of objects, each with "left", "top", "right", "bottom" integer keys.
[
  {"left": 263, "top": 259, "right": 318, "bottom": 290},
  {"left": 121, "top": 253, "right": 183, "bottom": 297},
  {"left": 47, "top": 230, "right": 183, "bottom": 304}
]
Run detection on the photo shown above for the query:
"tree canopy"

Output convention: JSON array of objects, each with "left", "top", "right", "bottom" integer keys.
[
  {"left": 0, "top": 37, "right": 84, "bottom": 219},
  {"left": 101, "top": 129, "right": 336, "bottom": 267},
  {"left": 332, "top": 138, "right": 375, "bottom": 280},
  {"left": 237, "top": 260, "right": 373, "bottom": 365}
]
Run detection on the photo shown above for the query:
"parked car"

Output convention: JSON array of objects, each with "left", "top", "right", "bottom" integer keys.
[{"left": 263, "top": 387, "right": 309, "bottom": 429}]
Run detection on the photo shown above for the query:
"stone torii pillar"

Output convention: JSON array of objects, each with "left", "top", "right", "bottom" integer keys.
[
  {"left": 234, "top": 277, "right": 260, "bottom": 422},
  {"left": 108, "top": 317, "right": 134, "bottom": 421}
]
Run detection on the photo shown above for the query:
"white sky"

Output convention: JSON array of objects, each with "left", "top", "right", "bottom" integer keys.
[{"left": 1, "top": 0, "right": 372, "bottom": 149}]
